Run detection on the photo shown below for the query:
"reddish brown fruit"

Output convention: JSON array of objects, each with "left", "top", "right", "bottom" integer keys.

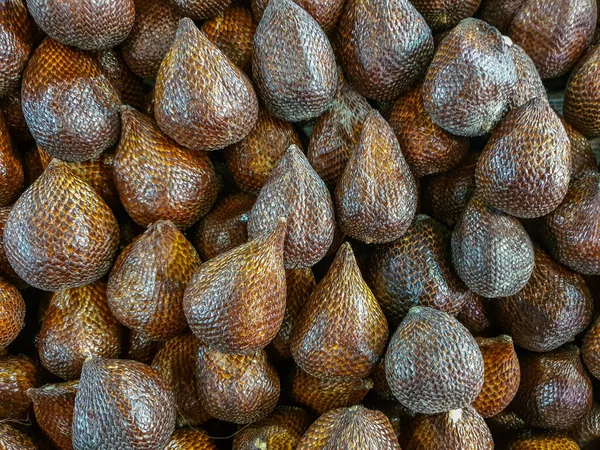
[
  {"left": 509, "top": 43, "right": 547, "bottom": 109},
  {"left": 583, "top": 316, "right": 600, "bottom": 380},
  {"left": 479, "top": 0, "right": 526, "bottom": 33},
  {"left": 168, "top": 0, "right": 232, "bottom": 19},
  {"left": 0, "top": 88, "right": 33, "bottom": 144},
  {"left": 125, "top": 329, "right": 158, "bottom": 365},
  {"left": 562, "top": 118, "right": 598, "bottom": 180},
  {"left": 456, "top": 294, "right": 492, "bottom": 336},
  {"left": 0, "top": 114, "right": 23, "bottom": 207},
  {"left": 507, "top": 434, "right": 580, "bottom": 450},
  {"left": 0, "top": 0, "right": 33, "bottom": 98},
  {"left": 0, "top": 277, "right": 24, "bottom": 350},
  {"left": 0, "top": 424, "right": 37, "bottom": 450},
  {"left": 0, "top": 355, "right": 40, "bottom": 420},
  {"left": 572, "top": 402, "right": 600, "bottom": 450},
  {"left": 93, "top": 49, "right": 146, "bottom": 111},
  {"left": 165, "top": 429, "right": 217, "bottom": 450},
  {"left": 251, "top": 0, "right": 344, "bottom": 34},
  {"left": 410, "top": 0, "right": 481, "bottom": 32},
  {"left": 155, "top": 18, "right": 258, "bottom": 151}
]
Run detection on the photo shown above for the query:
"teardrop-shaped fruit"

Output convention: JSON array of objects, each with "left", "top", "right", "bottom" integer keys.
[
  {"left": 572, "top": 402, "right": 600, "bottom": 450},
  {"left": 72, "top": 358, "right": 176, "bottom": 450},
  {"left": 38, "top": 280, "right": 122, "bottom": 380},
  {"left": 423, "top": 18, "right": 517, "bottom": 137},
  {"left": 0, "top": 423, "right": 37, "bottom": 450},
  {"left": 151, "top": 334, "right": 210, "bottom": 427},
  {"left": 0, "top": 0, "right": 33, "bottom": 98},
  {"left": 335, "top": 110, "right": 417, "bottom": 244},
  {"left": 165, "top": 429, "right": 217, "bottom": 450},
  {"left": 225, "top": 108, "right": 302, "bottom": 195},
  {"left": 509, "top": 43, "right": 547, "bottom": 109},
  {"left": 125, "top": 329, "right": 158, "bottom": 365},
  {"left": 28, "top": 381, "right": 78, "bottom": 450},
  {"left": 252, "top": 0, "right": 338, "bottom": 122},
  {"left": 512, "top": 346, "right": 593, "bottom": 430},
  {"left": 196, "top": 346, "right": 280, "bottom": 424},
  {"left": 451, "top": 193, "right": 535, "bottom": 298},
  {"left": 0, "top": 355, "right": 39, "bottom": 420},
  {"left": 248, "top": 145, "right": 335, "bottom": 268},
  {"left": 93, "top": 49, "right": 146, "bottom": 111},
  {"left": 479, "top": 0, "right": 526, "bottom": 33},
  {"left": 251, "top": 0, "right": 344, "bottom": 34},
  {"left": 494, "top": 247, "right": 593, "bottom": 352},
  {"left": 337, "top": 0, "right": 434, "bottom": 101},
  {"left": 296, "top": 405, "right": 401, "bottom": 449},
  {"left": 507, "top": 434, "right": 580, "bottom": 450},
  {"left": 508, "top": 0, "right": 597, "bottom": 79},
  {"left": 0, "top": 277, "right": 24, "bottom": 350},
  {"left": 232, "top": 406, "right": 311, "bottom": 450},
  {"left": 368, "top": 215, "right": 469, "bottom": 330},
  {"left": 410, "top": 0, "right": 481, "bottom": 32},
  {"left": 291, "top": 242, "right": 388, "bottom": 378},
  {"left": 4, "top": 162, "right": 119, "bottom": 291},
  {"left": 21, "top": 38, "right": 121, "bottom": 162},
  {"left": 184, "top": 219, "right": 286, "bottom": 354},
  {"left": 562, "top": 118, "right": 597, "bottom": 180},
  {"left": 564, "top": 44, "right": 600, "bottom": 138},
  {"left": 476, "top": 97, "right": 571, "bottom": 218},
  {"left": 155, "top": 18, "right": 258, "bottom": 151},
  {"left": 168, "top": 0, "right": 232, "bottom": 19},
  {"left": 583, "top": 317, "right": 600, "bottom": 380},
  {"left": 540, "top": 171, "right": 600, "bottom": 275},
  {"left": 385, "top": 306, "right": 484, "bottom": 414},
  {"left": 0, "top": 114, "right": 23, "bottom": 207},
  {"left": 405, "top": 406, "right": 494, "bottom": 450},
  {"left": 472, "top": 336, "right": 520, "bottom": 418},
  {"left": 457, "top": 294, "right": 492, "bottom": 336},
  {"left": 122, "top": 0, "right": 180, "bottom": 79}
]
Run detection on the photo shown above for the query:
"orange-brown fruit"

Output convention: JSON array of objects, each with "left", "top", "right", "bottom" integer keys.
[
  {"left": 0, "top": 423, "right": 37, "bottom": 450},
  {"left": 93, "top": 49, "right": 146, "bottom": 111},
  {"left": 0, "top": 87, "right": 33, "bottom": 144},
  {"left": 108, "top": 220, "right": 201, "bottom": 340},
  {"left": 28, "top": 380, "right": 78, "bottom": 450},
  {"left": 21, "top": 38, "right": 121, "bottom": 162},
  {"left": 0, "top": 0, "right": 33, "bottom": 98},
  {"left": 155, "top": 18, "right": 258, "bottom": 151},
  {"left": 0, "top": 355, "right": 40, "bottom": 420},
  {"left": 494, "top": 247, "right": 593, "bottom": 352},
  {"left": 291, "top": 242, "right": 388, "bottom": 379},
  {"left": 583, "top": 316, "right": 600, "bottom": 379},
  {"left": 168, "top": 0, "right": 232, "bottom": 19},
  {"left": 456, "top": 294, "right": 492, "bottom": 336},
  {"left": 0, "top": 277, "right": 25, "bottom": 350},
  {"left": 122, "top": 0, "right": 180, "bottom": 79},
  {"left": 371, "top": 356, "right": 395, "bottom": 400},
  {"left": 165, "top": 429, "right": 217, "bottom": 450},
  {"left": 479, "top": 0, "right": 527, "bottom": 33},
  {"left": 196, "top": 346, "right": 280, "bottom": 424},
  {"left": 337, "top": 0, "right": 434, "bottom": 101},
  {"left": 125, "top": 329, "right": 158, "bottom": 365},
  {"left": 201, "top": 4, "right": 257, "bottom": 73},
  {"left": 225, "top": 108, "right": 302, "bottom": 195},
  {"left": 473, "top": 336, "right": 520, "bottom": 418},
  {"left": 22, "top": 146, "right": 45, "bottom": 189},
  {"left": 385, "top": 306, "right": 484, "bottom": 414},
  {"left": 3, "top": 162, "right": 119, "bottom": 292},
  {"left": 232, "top": 406, "right": 311, "bottom": 450},
  {"left": 296, "top": 405, "right": 401, "bottom": 449},
  {"left": 251, "top": 0, "right": 344, "bottom": 34},
  {"left": 368, "top": 215, "right": 469, "bottom": 330},
  {"left": 423, "top": 18, "right": 517, "bottom": 137},
  {"left": 184, "top": 219, "right": 286, "bottom": 354},
  {"left": 509, "top": 43, "right": 547, "bottom": 109},
  {"left": 335, "top": 110, "right": 417, "bottom": 244},
  {"left": 38, "top": 280, "right": 122, "bottom": 380},
  {"left": 572, "top": 402, "right": 600, "bottom": 450},
  {"left": 252, "top": 0, "right": 338, "bottom": 122},
  {"left": 0, "top": 114, "right": 23, "bottom": 207},
  {"left": 248, "top": 145, "right": 335, "bottom": 269},
  {"left": 512, "top": 346, "right": 593, "bottom": 430},
  {"left": 562, "top": 118, "right": 598, "bottom": 180},
  {"left": 369, "top": 400, "right": 416, "bottom": 446},
  {"left": 507, "top": 434, "right": 581, "bottom": 450},
  {"left": 410, "top": 0, "right": 481, "bottom": 32}
]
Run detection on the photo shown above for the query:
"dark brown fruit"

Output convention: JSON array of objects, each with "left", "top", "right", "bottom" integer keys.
[
  {"left": 252, "top": 0, "right": 338, "bottom": 122},
  {"left": 456, "top": 294, "right": 492, "bottom": 336},
  {"left": 296, "top": 405, "right": 401, "bottom": 449},
  {"left": 385, "top": 306, "right": 484, "bottom": 414},
  {"left": 0, "top": 355, "right": 39, "bottom": 420},
  {"left": 583, "top": 316, "right": 600, "bottom": 379},
  {"left": 168, "top": 0, "right": 232, "bottom": 19},
  {"left": 0, "top": 0, "right": 33, "bottom": 98},
  {"left": 0, "top": 277, "right": 24, "bottom": 350},
  {"left": 72, "top": 358, "right": 176, "bottom": 450},
  {"left": 337, "top": 0, "right": 434, "bottom": 101},
  {"left": 0, "top": 87, "right": 33, "bottom": 144},
  {"left": 155, "top": 18, "right": 258, "bottom": 151},
  {"left": 38, "top": 280, "right": 122, "bottom": 380},
  {"left": 196, "top": 346, "right": 280, "bottom": 424},
  {"left": 164, "top": 429, "right": 217, "bottom": 450},
  {"left": 251, "top": 0, "right": 344, "bottom": 34},
  {"left": 28, "top": 380, "right": 78, "bottom": 450},
  {"left": 473, "top": 336, "right": 520, "bottom": 418},
  {"left": 225, "top": 108, "right": 302, "bottom": 195},
  {"left": 485, "top": 410, "right": 527, "bottom": 435},
  {"left": 93, "top": 49, "right": 146, "bottom": 111},
  {"left": 0, "top": 114, "right": 23, "bottom": 207},
  {"left": 0, "top": 424, "right": 37, "bottom": 450},
  {"left": 509, "top": 43, "right": 547, "bottom": 109},
  {"left": 368, "top": 215, "right": 469, "bottom": 329},
  {"left": 512, "top": 346, "right": 593, "bottom": 430},
  {"left": 410, "top": 0, "right": 481, "bottom": 32},
  {"left": 122, "top": 0, "right": 180, "bottom": 79},
  {"left": 248, "top": 145, "right": 335, "bottom": 268},
  {"left": 184, "top": 219, "right": 286, "bottom": 354},
  {"left": 507, "top": 434, "right": 580, "bottom": 450},
  {"left": 572, "top": 402, "right": 600, "bottom": 450},
  {"left": 4, "top": 162, "right": 120, "bottom": 291},
  {"left": 423, "top": 18, "right": 517, "bottom": 137},
  {"left": 562, "top": 118, "right": 598, "bottom": 180},
  {"left": 125, "top": 329, "right": 158, "bottom": 365},
  {"left": 335, "top": 110, "right": 417, "bottom": 244},
  {"left": 22, "top": 38, "right": 121, "bottom": 162},
  {"left": 291, "top": 242, "right": 388, "bottom": 379},
  {"left": 494, "top": 247, "right": 593, "bottom": 352},
  {"left": 479, "top": 0, "right": 526, "bottom": 33}
]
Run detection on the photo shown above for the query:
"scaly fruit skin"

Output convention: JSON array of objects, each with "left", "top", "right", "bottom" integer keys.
[
  {"left": 0, "top": 0, "right": 33, "bottom": 98},
  {"left": 479, "top": 0, "right": 526, "bottom": 33},
  {"left": 252, "top": 0, "right": 338, "bottom": 122},
  {"left": 423, "top": 18, "right": 517, "bottom": 137},
  {"left": 509, "top": 43, "right": 547, "bottom": 109},
  {"left": 508, "top": 0, "right": 597, "bottom": 79},
  {"left": 196, "top": 347, "right": 280, "bottom": 424},
  {"left": 473, "top": 336, "right": 520, "bottom": 418},
  {"left": 0, "top": 87, "right": 33, "bottom": 144},
  {"left": 28, "top": 380, "right": 78, "bottom": 450},
  {"left": 507, "top": 435, "right": 580, "bottom": 450},
  {"left": 494, "top": 247, "right": 593, "bottom": 352},
  {"left": 4, "top": 162, "right": 120, "bottom": 292},
  {"left": 155, "top": 18, "right": 258, "bottom": 151},
  {"left": 337, "top": 0, "right": 434, "bottom": 101},
  {"left": 164, "top": 429, "right": 217, "bottom": 450},
  {"left": 93, "top": 49, "right": 146, "bottom": 111},
  {"left": 248, "top": 145, "right": 335, "bottom": 269},
  {"left": 168, "top": 0, "right": 232, "bottom": 19},
  {"left": 335, "top": 110, "right": 417, "bottom": 244},
  {"left": 512, "top": 346, "right": 593, "bottom": 430},
  {"left": 296, "top": 405, "right": 401, "bottom": 449},
  {"left": 125, "top": 329, "right": 157, "bottom": 365},
  {"left": 561, "top": 118, "right": 598, "bottom": 180},
  {"left": 564, "top": 44, "right": 600, "bottom": 138},
  {"left": 583, "top": 317, "right": 600, "bottom": 380},
  {"left": 572, "top": 402, "right": 600, "bottom": 450},
  {"left": 456, "top": 294, "right": 491, "bottom": 336},
  {"left": 232, "top": 406, "right": 311, "bottom": 450},
  {"left": 38, "top": 280, "right": 122, "bottom": 380},
  {"left": 410, "top": 0, "right": 481, "bottom": 32},
  {"left": 291, "top": 242, "right": 388, "bottom": 379},
  {"left": 251, "top": 0, "right": 344, "bottom": 34},
  {"left": 108, "top": 221, "right": 201, "bottom": 340},
  {"left": 72, "top": 358, "right": 177, "bottom": 450},
  {"left": 385, "top": 307, "right": 484, "bottom": 415},
  {"left": 0, "top": 355, "right": 40, "bottom": 420},
  {"left": 22, "top": 38, "right": 121, "bottom": 162},
  {"left": 0, "top": 277, "right": 25, "bottom": 350},
  {"left": 184, "top": 220, "right": 286, "bottom": 354},
  {"left": 0, "top": 114, "right": 24, "bottom": 207},
  {"left": 0, "top": 423, "right": 37, "bottom": 450}
]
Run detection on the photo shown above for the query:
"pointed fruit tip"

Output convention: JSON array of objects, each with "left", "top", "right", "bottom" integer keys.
[{"left": 176, "top": 17, "right": 197, "bottom": 38}]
